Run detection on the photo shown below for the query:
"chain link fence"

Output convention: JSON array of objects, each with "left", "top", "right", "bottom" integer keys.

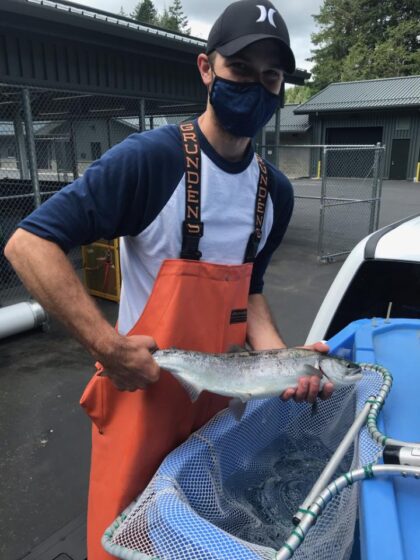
[
  {"left": 256, "top": 144, "right": 385, "bottom": 262},
  {"left": 1, "top": 85, "right": 386, "bottom": 306},
  {"left": 0, "top": 83, "right": 204, "bottom": 306}
]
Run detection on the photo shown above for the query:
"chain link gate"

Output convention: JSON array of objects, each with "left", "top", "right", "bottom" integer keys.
[
  {"left": 317, "top": 144, "right": 385, "bottom": 262},
  {"left": 0, "top": 82, "right": 204, "bottom": 306},
  {"left": 256, "top": 143, "right": 385, "bottom": 262}
]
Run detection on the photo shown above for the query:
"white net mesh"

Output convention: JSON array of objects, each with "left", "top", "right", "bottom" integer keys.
[{"left": 103, "top": 369, "right": 384, "bottom": 560}]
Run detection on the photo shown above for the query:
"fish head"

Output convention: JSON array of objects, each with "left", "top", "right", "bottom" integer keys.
[
  {"left": 152, "top": 349, "right": 185, "bottom": 373},
  {"left": 319, "top": 356, "right": 362, "bottom": 387}
]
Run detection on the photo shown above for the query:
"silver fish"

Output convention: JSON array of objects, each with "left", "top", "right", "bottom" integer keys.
[{"left": 152, "top": 347, "right": 362, "bottom": 420}]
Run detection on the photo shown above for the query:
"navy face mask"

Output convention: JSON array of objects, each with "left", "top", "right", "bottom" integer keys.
[{"left": 209, "top": 74, "right": 281, "bottom": 138}]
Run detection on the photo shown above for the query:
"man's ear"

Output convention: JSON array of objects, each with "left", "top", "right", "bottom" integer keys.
[{"left": 197, "top": 53, "right": 213, "bottom": 88}]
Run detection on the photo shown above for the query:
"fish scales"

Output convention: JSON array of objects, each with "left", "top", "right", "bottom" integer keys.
[{"left": 152, "top": 347, "right": 362, "bottom": 420}]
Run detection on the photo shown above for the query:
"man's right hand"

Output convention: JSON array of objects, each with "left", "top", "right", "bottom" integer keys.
[{"left": 99, "top": 334, "right": 160, "bottom": 392}]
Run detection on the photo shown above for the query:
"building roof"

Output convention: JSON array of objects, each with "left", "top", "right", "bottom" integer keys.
[
  {"left": 266, "top": 104, "right": 310, "bottom": 133},
  {"left": 295, "top": 75, "right": 420, "bottom": 114},
  {"left": 26, "top": 0, "right": 205, "bottom": 48},
  {"left": 1, "top": 0, "right": 310, "bottom": 86}
]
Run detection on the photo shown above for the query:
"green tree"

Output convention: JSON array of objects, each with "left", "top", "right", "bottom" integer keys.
[
  {"left": 131, "top": 0, "right": 158, "bottom": 26},
  {"left": 159, "top": 0, "right": 191, "bottom": 35},
  {"left": 309, "top": 0, "right": 420, "bottom": 92},
  {"left": 285, "top": 85, "right": 313, "bottom": 105}
]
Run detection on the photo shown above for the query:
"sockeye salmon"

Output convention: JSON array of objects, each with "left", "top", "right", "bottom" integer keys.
[{"left": 152, "top": 347, "right": 362, "bottom": 420}]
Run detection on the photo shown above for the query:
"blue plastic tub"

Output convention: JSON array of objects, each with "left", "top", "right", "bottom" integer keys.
[{"left": 328, "top": 318, "right": 420, "bottom": 560}]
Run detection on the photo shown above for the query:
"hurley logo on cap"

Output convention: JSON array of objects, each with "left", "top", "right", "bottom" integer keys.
[{"left": 256, "top": 4, "right": 277, "bottom": 27}]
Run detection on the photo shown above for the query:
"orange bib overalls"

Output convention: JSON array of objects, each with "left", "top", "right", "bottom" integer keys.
[{"left": 80, "top": 122, "right": 269, "bottom": 559}]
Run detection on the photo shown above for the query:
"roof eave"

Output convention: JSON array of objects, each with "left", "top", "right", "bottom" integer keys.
[{"left": 295, "top": 103, "right": 420, "bottom": 114}]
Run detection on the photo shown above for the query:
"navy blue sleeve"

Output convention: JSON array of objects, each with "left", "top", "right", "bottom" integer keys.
[
  {"left": 249, "top": 163, "right": 294, "bottom": 294},
  {"left": 18, "top": 126, "right": 184, "bottom": 252}
]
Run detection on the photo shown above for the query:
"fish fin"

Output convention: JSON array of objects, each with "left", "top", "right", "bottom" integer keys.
[
  {"left": 171, "top": 373, "right": 202, "bottom": 402},
  {"left": 300, "top": 364, "right": 323, "bottom": 378},
  {"left": 227, "top": 344, "right": 248, "bottom": 354},
  {"left": 229, "top": 398, "right": 248, "bottom": 421}
]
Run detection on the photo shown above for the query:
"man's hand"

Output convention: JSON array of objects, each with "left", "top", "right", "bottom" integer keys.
[
  {"left": 100, "top": 335, "right": 161, "bottom": 392},
  {"left": 281, "top": 341, "right": 334, "bottom": 403}
]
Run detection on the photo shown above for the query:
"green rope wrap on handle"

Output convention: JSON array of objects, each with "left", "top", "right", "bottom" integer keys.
[
  {"left": 363, "top": 464, "right": 375, "bottom": 479},
  {"left": 344, "top": 472, "right": 353, "bottom": 485},
  {"left": 283, "top": 542, "right": 294, "bottom": 556},
  {"left": 360, "top": 363, "right": 393, "bottom": 448},
  {"left": 291, "top": 529, "right": 304, "bottom": 544},
  {"left": 298, "top": 508, "right": 317, "bottom": 518}
]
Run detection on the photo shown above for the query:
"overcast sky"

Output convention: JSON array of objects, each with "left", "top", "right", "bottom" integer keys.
[{"left": 71, "top": 0, "right": 324, "bottom": 73}]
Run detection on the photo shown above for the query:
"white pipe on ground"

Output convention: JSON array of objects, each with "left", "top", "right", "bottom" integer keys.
[{"left": 0, "top": 302, "right": 47, "bottom": 339}]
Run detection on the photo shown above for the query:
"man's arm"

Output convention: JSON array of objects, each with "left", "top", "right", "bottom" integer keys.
[
  {"left": 4, "top": 229, "right": 159, "bottom": 391},
  {"left": 246, "top": 293, "right": 333, "bottom": 403},
  {"left": 246, "top": 293, "right": 287, "bottom": 350}
]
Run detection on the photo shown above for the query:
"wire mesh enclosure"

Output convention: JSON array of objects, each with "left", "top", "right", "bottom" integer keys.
[
  {"left": 0, "top": 82, "right": 205, "bottom": 306},
  {"left": 256, "top": 144, "right": 385, "bottom": 262}
]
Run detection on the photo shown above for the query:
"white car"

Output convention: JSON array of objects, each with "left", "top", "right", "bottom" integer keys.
[{"left": 306, "top": 213, "right": 420, "bottom": 344}]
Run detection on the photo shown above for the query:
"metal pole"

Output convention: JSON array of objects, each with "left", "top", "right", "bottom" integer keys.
[
  {"left": 374, "top": 145, "right": 385, "bottom": 230},
  {"left": 139, "top": 98, "right": 146, "bottom": 132},
  {"left": 273, "top": 106, "right": 281, "bottom": 168},
  {"left": 369, "top": 143, "right": 380, "bottom": 233},
  {"left": 21, "top": 88, "right": 41, "bottom": 208},
  {"left": 69, "top": 119, "right": 79, "bottom": 180},
  {"left": 13, "top": 111, "right": 30, "bottom": 180},
  {"left": 293, "top": 400, "right": 372, "bottom": 525},
  {"left": 317, "top": 147, "right": 328, "bottom": 261},
  {"left": 106, "top": 118, "right": 112, "bottom": 149},
  {"left": 276, "top": 464, "right": 420, "bottom": 560},
  {"left": 261, "top": 125, "right": 267, "bottom": 160}
]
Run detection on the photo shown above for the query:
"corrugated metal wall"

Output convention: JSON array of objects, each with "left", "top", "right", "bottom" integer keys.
[
  {"left": 0, "top": 28, "right": 204, "bottom": 102},
  {"left": 310, "top": 111, "right": 419, "bottom": 180}
]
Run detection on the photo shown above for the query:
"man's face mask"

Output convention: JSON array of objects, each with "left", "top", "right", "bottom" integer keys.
[{"left": 209, "top": 70, "right": 281, "bottom": 138}]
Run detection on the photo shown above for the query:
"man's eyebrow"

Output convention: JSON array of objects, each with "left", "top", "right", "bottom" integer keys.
[{"left": 226, "top": 53, "right": 284, "bottom": 70}]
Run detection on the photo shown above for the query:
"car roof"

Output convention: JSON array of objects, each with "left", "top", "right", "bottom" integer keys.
[{"left": 364, "top": 214, "right": 420, "bottom": 262}]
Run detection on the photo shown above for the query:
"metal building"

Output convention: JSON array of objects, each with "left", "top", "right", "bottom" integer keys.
[{"left": 295, "top": 75, "right": 420, "bottom": 181}]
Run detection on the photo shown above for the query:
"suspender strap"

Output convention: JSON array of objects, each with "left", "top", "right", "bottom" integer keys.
[
  {"left": 244, "top": 154, "right": 269, "bottom": 263},
  {"left": 179, "top": 122, "right": 203, "bottom": 260}
]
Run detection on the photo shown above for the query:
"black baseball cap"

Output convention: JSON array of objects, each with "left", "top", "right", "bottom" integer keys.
[{"left": 206, "top": 0, "right": 296, "bottom": 74}]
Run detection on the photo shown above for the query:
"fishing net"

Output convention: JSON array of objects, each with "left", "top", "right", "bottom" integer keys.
[{"left": 103, "top": 368, "right": 383, "bottom": 560}]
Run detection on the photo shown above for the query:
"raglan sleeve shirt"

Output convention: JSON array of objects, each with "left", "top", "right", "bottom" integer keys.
[{"left": 17, "top": 125, "right": 294, "bottom": 295}]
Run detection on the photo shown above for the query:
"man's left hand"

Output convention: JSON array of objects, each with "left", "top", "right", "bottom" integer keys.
[{"left": 281, "top": 341, "right": 334, "bottom": 403}]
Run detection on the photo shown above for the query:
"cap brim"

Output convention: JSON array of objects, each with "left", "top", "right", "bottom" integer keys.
[{"left": 216, "top": 33, "right": 296, "bottom": 74}]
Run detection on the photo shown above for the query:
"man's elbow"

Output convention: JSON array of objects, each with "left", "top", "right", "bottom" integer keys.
[
  {"left": 4, "top": 230, "right": 19, "bottom": 263},
  {"left": 4, "top": 228, "right": 37, "bottom": 265}
]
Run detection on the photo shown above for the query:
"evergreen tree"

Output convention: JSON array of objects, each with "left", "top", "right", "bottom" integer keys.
[
  {"left": 160, "top": 0, "right": 191, "bottom": 35},
  {"left": 131, "top": 0, "right": 158, "bottom": 26},
  {"left": 159, "top": 8, "right": 176, "bottom": 31},
  {"left": 309, "top": 0, "right": 420, "bottom": 92},
  {"left": 285, "top": 85, "right": 312, "bottom": 105}
]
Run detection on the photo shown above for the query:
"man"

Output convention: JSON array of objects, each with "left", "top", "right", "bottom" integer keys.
[{"left": 5, "top": 1, "right": 333, "bottom": 558}]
